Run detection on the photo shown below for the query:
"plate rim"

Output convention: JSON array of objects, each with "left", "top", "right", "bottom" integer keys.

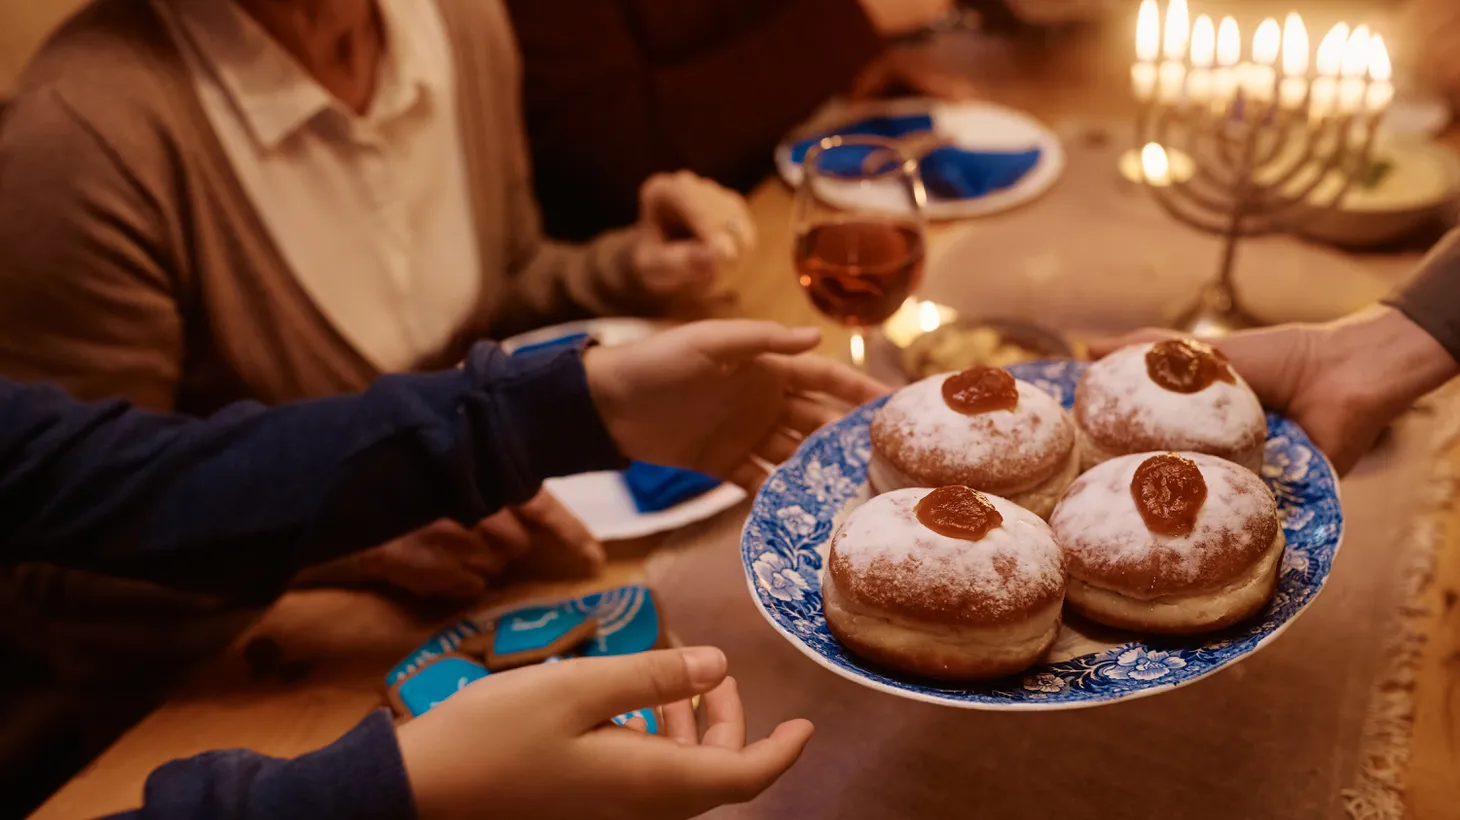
[
  {"left": 774, "top": 99, "right": 1067, "bottom": 221},
  {"left": 740, "top": 370, "right": 1345, "bottom": 711}
]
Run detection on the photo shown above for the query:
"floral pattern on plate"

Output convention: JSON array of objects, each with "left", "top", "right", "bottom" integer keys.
[{"left": 739, "top": 359, "right": 1343, "bottom": 710}]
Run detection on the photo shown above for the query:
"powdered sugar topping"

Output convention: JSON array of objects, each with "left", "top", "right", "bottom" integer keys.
[
  {"left": 1076, "top": 343, "right": 1265, "bottom": 451},
  {"left": 874, "top": 374, "right": 1073, "bottom": 491},
  {"left": 834, "top": 488, "right": 1064, "bottom": 615},
  {"left": 1050, "top": 452, "right": 1277, "bottom": 587}
]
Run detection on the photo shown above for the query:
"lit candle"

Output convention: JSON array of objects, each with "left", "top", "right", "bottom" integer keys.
[
  {"left": 1278, "top": 13, "right": 1309, "bottom": 109},
  {"left": 1338, "top": 25, "right": 1371, "bottom": 114},
  {"left": 1243, "top": 18, "right": 1281, "bottom": 104},
  {"left": 1132, "top": 0, "right": 1160, "bottom": 101},
  {"left": 1158, "top": 61, "right": 1187, "bottom": 104},
  {"left": 1309, "top": 22, "right": 1348, "bottom": 120},
  {"left": 1365, "top": 34, "right": 1393, "bottom": 113},
  {"left": 1188, "top": 15, "right": 1215, "bottom": 103},
  {"left": 1163, "top": 0, "right": 1189, "bottom": 60},
  {"left": 1213, "top": 16, "right": 1241, "bottom": 111},
  {"left": 1140, "top": 142, "right": 1172, "bottom": 187}
]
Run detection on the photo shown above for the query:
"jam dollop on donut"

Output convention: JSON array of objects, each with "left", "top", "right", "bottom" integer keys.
[
  {"left": 941, "top": 366, "right": 1019, "bottom": 415},
  {"left": 1130, "top": 453, "right": 1208, "bottom": 536},
  {"left": 915, "top": 486, "right": 1004, "bottom": 541},
  {"left": 1144, "top": 339, "right": 1235, "bottom": 394}
]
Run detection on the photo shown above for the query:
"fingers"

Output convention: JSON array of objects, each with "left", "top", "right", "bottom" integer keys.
[
  {"left": 728, "top": 460, "right": 771, "bottom": 493},
  {"left": 554, "top": 647, "right": 728, "bottom": 730},
  {"left": 513, "top": 490, "right": 606, "bottom": 571},
  {"left": 765, "top": 353, "right": 888, "bottom": 406},
  {"left": 471, "top": 508, "right": 533, "bottom": 563},
  {"left": 673, "top": 320, "right": 822, "bottom": 362},
  {"left": 700, "top": 677, "right": 747, "bottom": 750},
  {"left": 662, "top": 699, "right": 700, "bottom": 745},
  {"left": 641, "top": 172, "right": 755, "bottom": 263},
  {"left": 753, "top": 429, "right": 802, "bottom": 465},
  {"left": 779, "top": 394, "right": 842, "bottom": 437},
  {"left": 589, "top": 717, "right": 814, "bottom": 807},
  {"left": 1085, "top": 328, "right": 1182, "bottom": 359}
]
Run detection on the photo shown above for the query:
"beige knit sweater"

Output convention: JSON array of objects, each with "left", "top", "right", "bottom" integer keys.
[{"left": 0, "top": 0, "right": 660, "bottom": 415}]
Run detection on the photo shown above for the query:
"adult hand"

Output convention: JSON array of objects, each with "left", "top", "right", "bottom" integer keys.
[
  {"left": 632, "top": 172, "right": 756, "bottom": 299},
  {"left": 584, "top": 321, "right": 888, "bottom": 489},
  {"left": 1089, "top": 306, "right": 1459, "bottom": 475},
  {"left": 291, "top": 491, "right": 602, "bottom": 602},
  {"left": 398, "top": 647, "right": 814, "bottom": 820},
  {"left": 856, "top": 0, "right": 952, "bottom": 37}
]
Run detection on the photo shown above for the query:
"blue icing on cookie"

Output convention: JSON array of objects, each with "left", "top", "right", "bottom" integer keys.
[
  {"left": 385, "top": 621, "right": 483, "bottom": 687},
  {"left": 396, "top": 657, "right": 489, "bottom": 717},
  {"left": 612, "top": 708, "right": 660, "bottom": 734},
  {"left": 493, "top": 601, "right": 591, "bottom": 656},
  {"left": 576, "top": 585, "right": 660, "bottom": 657}
]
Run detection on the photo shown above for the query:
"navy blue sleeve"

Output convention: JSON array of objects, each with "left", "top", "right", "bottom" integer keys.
[
  {"left": 0, "top": 340, "right": 626, "bottom": 595},
  {"left": 102, "top": 710, "right": 414, "bottom": 820},
  {"left": 1385, "top": 227, "right": 1460, "bottom": 364}
]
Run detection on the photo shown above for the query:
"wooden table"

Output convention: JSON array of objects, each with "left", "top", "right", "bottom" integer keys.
[{"left": 36, "top": 11, "right": 1460, "bottom": 819}]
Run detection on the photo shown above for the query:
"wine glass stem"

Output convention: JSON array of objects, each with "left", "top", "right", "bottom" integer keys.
[{"left": 849, "top": 327, "right": 867, "bottom": 370}]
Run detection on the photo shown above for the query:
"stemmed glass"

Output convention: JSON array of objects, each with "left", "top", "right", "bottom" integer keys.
[{"left": 792, "top": 135, "right": 929, "bottom": 368}]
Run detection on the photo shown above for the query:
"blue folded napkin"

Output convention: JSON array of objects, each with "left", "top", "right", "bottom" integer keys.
[
  {"left": 789, "top": 114, "right": 1042, "bottom": 201},
  {"left": 622, "top": 461, "right": 722, "bottom": 513},
  {"left": 508, "top": 330, "right": 722, "bottom": 513}
]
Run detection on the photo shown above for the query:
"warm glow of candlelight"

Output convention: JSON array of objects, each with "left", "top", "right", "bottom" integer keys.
[
  {"left": 1366, "top": 35, "right": 1394, "bottom": 112},
  {"left": 1158, "top": 61, "right": 1186, "bottom": 103},
  {"left": 1136, "top": 0, "right": 1161, "bottom": 62},
  {"left": 1282, "top": 13, "right": 1309, "bottom": 77},
  {"left": 1140, "top": 143, "right": 1172, "bottom": 186},
  {"left": 1216, "top": 17, "right": 1241, "bottom": 67},
  {"left": 917, "top": 301, "right": 941, "bottom": 333},
  {"left": 1191, "top": 15, "right": 1215, "bottom": 68},
  {"left": 1253, "top": 19, "right": 1281, "bottom": 66},
  {"left": 1341, "top": 25, "right": 1371, "bottom": 78},
  {"left": 1131, "top": 63, "right": 1158, "bottom": 100},
  {"left": 1310, "top": 76, "right": 1337, "bottom": 120},
  {"left": 849, "top": 333, "right": 865, "bottom": 367},
  {"left": 1163, "top": 0, "right": 1190, "bottom": 59},
  {"left": 1368, "top": 34, "right": 1391, "bottom": 83},
  {"left": 1316, "top": 23, "right": 1348, "bottom": 77}
]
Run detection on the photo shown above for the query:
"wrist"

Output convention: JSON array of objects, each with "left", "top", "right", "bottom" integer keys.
[{"left": 1324, "top": 305, "right": 1460, "bottom": 411}]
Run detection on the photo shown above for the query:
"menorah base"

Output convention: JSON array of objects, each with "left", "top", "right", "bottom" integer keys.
[{"left": 1173, "top": 285, "right": 1261, "bottom": 337}]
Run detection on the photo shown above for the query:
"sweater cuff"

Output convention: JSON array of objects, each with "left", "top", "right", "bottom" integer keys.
[
  {"left": 1383, "top": 228, "right": 1460, "bottom": 365},
  {"left": 271, "top": 710, "right": 416, "bottom": 820},
  {"left": 465, "top": 339, "right": 628, "bottom": 501}
]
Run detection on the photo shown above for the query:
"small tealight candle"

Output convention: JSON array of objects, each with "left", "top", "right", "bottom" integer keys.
[
  {"left": 1140, "top": 142, "right": 1172, "bottom": 187},
  {"left": 1163, "top": 0, "right": 1190, "bottom": 60},
  {"left": 1188, "top": 15, "right": 1215, "bottom": 104},
  {"left": 1365, "top": 35, "right": 1393, "bottom": 114},
  {"left": 1242, "top": 18, "right": 1281, "bottom": 104},
  {"left": 1132, "top": 0, "right": 1160, "bottom": 101}
]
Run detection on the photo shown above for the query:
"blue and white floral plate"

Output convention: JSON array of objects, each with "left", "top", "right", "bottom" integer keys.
[{"left": 740, "top": 360, "right": 1343, "bottom": 710}]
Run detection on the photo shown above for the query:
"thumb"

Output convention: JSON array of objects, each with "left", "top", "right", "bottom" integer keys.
[
  {"left": 679, "top": 320, "right": 822, "bottom": 363},
  {"left": 553, "top": 647, "right": 728, "bottom": 730},
  {"left": 1086, "top": 328, "right": 1181, "bottom": 359}
]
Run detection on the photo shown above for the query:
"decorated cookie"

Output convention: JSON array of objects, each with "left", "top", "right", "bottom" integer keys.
[
  {"left": 387, "top": 653, "right": 490, "bottom": 719},
  {"left": 484, "top": 600, "right": 600, "bottom": 671}
]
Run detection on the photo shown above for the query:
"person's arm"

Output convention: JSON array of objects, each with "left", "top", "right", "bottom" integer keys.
[
  {"left": 0, "top": 84, "right": 185, "bottom": 412},
  {"left": 0, "top": 341, "right": 624, "bottom": 595},
  {"left": 1383, "top": 227, "right": 1460, "bottom": 363},
  {"left": 104, "top": 710, "right": 413, "bottom": 820}
]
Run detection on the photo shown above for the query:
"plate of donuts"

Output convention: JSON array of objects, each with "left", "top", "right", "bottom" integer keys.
[{"left": 740, "top": 343, "right": 1342, "bottom": 709}]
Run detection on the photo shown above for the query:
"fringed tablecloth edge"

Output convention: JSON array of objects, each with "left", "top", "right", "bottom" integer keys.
[{"left": 1343, "top": 385, "right": 1460, "bottom": 820}]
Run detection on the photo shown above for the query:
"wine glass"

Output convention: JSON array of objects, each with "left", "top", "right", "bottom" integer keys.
[{"left": 792, "top": 135, "right": 928, "bottom": 368}]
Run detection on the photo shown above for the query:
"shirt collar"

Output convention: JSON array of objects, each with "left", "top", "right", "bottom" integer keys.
[{"left": 162, "top": 0, "right": 440, "bottom": 150}]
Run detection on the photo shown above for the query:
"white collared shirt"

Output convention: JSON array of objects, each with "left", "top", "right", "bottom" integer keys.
[{"left": 152, "top": 0, "right": 482, "bottom": 372}]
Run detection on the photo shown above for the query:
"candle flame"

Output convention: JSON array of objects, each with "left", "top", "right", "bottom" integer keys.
[
  {"left": 1341, "top": 25, "right": 1371, "bottom": 78},
  {"left": 1191, "top": 15, "right": 1215, "bottom": 68},
  {"left": 1368, "top": 34, "right": 1391, "bottom": 82},
  {"left": 1140, "top": 143, "right": 1171, "bottom": 184},
  {"left": 1163, "top": 0, "right": 1190, "bottom": 60},
  {"left": 917, "top": 301, "right": 941, "bottom": 333},
  {"left": 1253, "top": 19, "right": 1281, "bottom": 66},
  {"left": 1316, "top": 23, "right": 1349, "bottom": 77},
  {"left": 1281, "top": 13, "right": 1309, "bottom": 77},
  {"left": 849, "top": 332, "right": 865, "bottom": 367},
  {"left": 1216, "top": 17, "right": 1241, "bottom": 67},
  {"left": 1136, "top": 0, "right": 1160, "bottom": 62}
]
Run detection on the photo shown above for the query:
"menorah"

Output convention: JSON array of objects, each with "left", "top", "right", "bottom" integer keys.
[{"left": 1130, "top": 1, "right": 1392, "bottom": 335}]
